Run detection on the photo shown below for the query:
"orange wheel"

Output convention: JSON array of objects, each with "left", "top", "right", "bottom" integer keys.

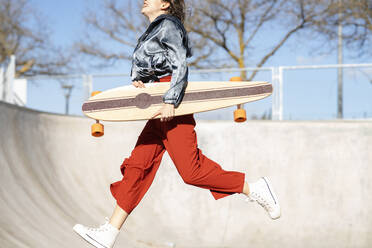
[
  {"left": 234, "top": 108, "right": 247, "bottom": 123},
  {"left": 91, "top": 122, "right": 104, "bottom": 137},
  {"left": 230, "top": 76, "right": 242, "bottom": 82},
  {"left": 91, "top": 91, "right": 102, "bottom": 97}
]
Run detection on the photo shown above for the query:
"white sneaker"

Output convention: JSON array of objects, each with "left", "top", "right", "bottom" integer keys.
[
  {"left": 73, "top": 217, "right": 119, "bottom": 248},
  {"left": 245, "top": 177, "right": 281, "bottom": 220}
]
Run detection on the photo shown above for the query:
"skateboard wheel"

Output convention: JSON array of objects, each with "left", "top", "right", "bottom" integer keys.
[
  {"left": 230, "top": 76, "right": 242, "bottom": 82},
  {"left": 91, "top": 91, "right": 102, "bottom": 97},
  {"left": 91, "top": 122, "right": 104, "bottom": 137},
  {"left": 234, "top": 108, "right": 247, "bottom": 122}
]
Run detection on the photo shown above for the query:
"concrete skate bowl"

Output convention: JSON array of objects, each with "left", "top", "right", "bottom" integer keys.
[{"left": 1, "top": 100, "right": 372, "bottom": 248}]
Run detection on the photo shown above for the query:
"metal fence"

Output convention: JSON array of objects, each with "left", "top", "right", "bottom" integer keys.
[
  {"left": 2, "top": 56, "right": 371, "bottom": 121},
  {"left": 276, "top": 64, "right": 372, "bottom": 120}
]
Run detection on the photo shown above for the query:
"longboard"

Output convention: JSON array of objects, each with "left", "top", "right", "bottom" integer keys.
[{"left": 82, "top": 81, "right": 272, "bottom": 122}]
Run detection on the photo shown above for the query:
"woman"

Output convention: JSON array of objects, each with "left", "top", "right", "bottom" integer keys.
[{"left": 73, "top": 1, "right": 281, "bottom": 247}]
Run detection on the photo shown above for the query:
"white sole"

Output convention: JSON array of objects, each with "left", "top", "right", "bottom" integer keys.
[
  {"left": 73, "top": 225, "right": 109, "bottom": 248},
  {"left": 262, "top": 177, "right": 281, "bottom": 219}
]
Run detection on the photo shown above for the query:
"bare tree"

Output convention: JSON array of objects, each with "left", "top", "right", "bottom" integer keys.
[
  {"left": 311, "top": 0, "right": 372, "bottom": 53},
  {"left": 0, "top": 0, "right": 72, "bottom": 77},
  {"left": 186, "top": 0, "right": 340, "bottom": 80},
  {"left": 76, "top": 0, "right": 347, "bottom": 81},
  {"left": 75, "top": 0, "right": 215, "bottom": 70},
  {"left": 75, "top": 0, "right": 147, "bottom": 68},
  {"left": 304, "top": 0, "right": 372, "bottom": 118}
]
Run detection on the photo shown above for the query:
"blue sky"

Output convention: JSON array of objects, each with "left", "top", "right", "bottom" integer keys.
[{"left": 25, "top": 0, "right": 372, "bottom": 120}]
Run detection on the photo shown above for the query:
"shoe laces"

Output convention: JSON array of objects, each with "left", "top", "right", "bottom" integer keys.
[
  {"left": 87, "top": 217, "right": 111, "bottom": 232},
  {"left": 246, "top": 192, "right": 273, "bottom": 212}
]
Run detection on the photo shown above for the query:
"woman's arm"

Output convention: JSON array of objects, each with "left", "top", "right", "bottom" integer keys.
[{"left": 159, "top": 19, "right": 189, "bottom": 108}]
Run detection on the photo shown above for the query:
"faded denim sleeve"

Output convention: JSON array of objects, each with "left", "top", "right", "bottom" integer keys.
[{"left": 159, "top": 20, "right": 188, "bottom": 108}]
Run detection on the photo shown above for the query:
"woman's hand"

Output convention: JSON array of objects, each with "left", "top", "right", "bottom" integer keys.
[
  {"left": 151, "top": 103, "right": 175, "bottom": 122},
  {"left": 132, "top": 80, "right": 145, "bottom": 88}
]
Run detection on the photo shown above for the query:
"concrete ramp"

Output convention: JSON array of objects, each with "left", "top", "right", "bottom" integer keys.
[{"left": 0, "top": 101, "right": 371, "bottom": 248}]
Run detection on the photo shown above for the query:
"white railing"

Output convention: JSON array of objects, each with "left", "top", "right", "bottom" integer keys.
[
  {"left": 9, "top": 55, "right": 371, "bottom": 120},
  {"left": 1, "top": 55, "right": 28, "bottom": 106}
]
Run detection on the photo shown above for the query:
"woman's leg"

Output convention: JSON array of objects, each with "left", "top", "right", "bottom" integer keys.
[
  {"left": 161, "top": 114, "right": 280, "bottom": 220},
  {"left": 161, "top": 114, "right": 246, "bottom": 199},
  {"left": 73, "top": 119, "right": 166, "bottom": 248},
  {"left": 243, "top": 182, "right": 250, "bottom": 195},
  {"left": 109, "top": 204, "right": 129, "bottom": 230},
  {"left": 109, "top": 119, "right": 165, "bottom": 228}
]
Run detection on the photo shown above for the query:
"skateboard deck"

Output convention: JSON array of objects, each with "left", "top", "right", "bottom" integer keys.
[{"left": 82, "top": 81, "right": 273, "bottom": 121}]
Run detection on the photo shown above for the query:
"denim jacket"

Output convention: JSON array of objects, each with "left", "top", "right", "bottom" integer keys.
[{"left": 131, "top": 14, "right": 192, "bottom": 108}]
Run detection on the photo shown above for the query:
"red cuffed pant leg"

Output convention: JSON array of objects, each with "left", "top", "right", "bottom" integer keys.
[
  {"left": 110, "top": 114, "right": 246, "bottom": 215},
  {"left": 110, "top": 119, "right": 165, "bottom": 214},
  {"left": 162, "top": 114, "right": 245, "bottom": 200}
]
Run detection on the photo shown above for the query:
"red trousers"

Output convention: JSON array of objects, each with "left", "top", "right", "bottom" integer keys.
[{"left": 110, "top": 78, "right": 245, "bottom": 214}]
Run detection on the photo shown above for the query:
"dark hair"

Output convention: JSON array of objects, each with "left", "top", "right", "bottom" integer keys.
[{"left": 162, "top": 0, "right": 186, "bottom": 23}]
